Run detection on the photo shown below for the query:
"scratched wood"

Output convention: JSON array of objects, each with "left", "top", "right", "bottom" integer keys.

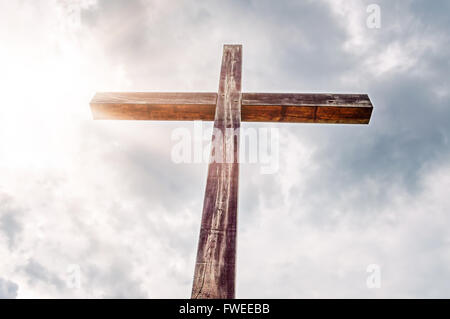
[
  {"left": 90, "top": 92, "right": 217, "bottom": 121},
  {"left": 90, "top": 92, "right": 372, "bottom": 124},
  {"left": 191, "top": 45, "right": 242, "bottom": 299},
  {"left": 242, "top": 93, "right": 373, "bottom": 124}
]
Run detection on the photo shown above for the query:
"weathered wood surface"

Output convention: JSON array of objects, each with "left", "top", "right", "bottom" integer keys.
[
  {"left": 242, "top": 93, "right": 372, "bottom": 124},
  {"left": 90, "top": 92, "right": 372, "bottom": 124},
  {"left": 90, "top": 92, "right": 217, "bottom": 121},
  {"left": 191, "top": 45, "right": 242, "bottom": 299}
]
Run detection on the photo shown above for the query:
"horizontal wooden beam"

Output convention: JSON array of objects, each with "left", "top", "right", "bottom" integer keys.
[
  {"left": 90, "top": 92, "right": 373, "bottom": 124},
  {"left": 242, "top": 93, "right": 373, "bottom": 124},
  {"left": 90, "top": 92, "right": 217, "bottom": 121}
]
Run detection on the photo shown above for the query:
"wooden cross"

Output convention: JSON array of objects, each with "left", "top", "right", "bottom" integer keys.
[{"left": 90, "top": 44, "right": 373, "bottom": 299}]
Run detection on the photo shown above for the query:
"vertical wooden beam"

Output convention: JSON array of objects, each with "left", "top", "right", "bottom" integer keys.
[{"left": 191, "top": 45, "right": 242, "bottom": 299}]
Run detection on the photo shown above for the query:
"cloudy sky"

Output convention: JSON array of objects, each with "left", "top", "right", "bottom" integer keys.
[{"left": 1, "top": 0, "right": 450, "bottom": 298}]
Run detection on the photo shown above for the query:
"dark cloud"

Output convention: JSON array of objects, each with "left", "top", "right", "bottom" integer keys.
[
  {"left": 83, "top": 262, "right": 147, "bottom": 298},
  {"left": 0, "top": 278, "right": 18, "bottom": 299},
  {"left": 0, "top": 194, "right": 23, "bottom": 250},
  {"left": 409, "top": 0, "right": 450, "bottom": 29},
  {"left": 235, "top": 0, "right": 450, "bottom": 226},
  {"left": 21, "top": 259, "right": 66, "bottom": 290}
]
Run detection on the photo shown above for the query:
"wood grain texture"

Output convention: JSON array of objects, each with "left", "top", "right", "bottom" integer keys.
[
  {"left": 90, "top": 92, "right": 217, "bottom": 121},
  {"left": 191, "top": 45, "right": 242, "bottom": 299},
  {"left": 90, "top": 92, "right": 372, "bottom": 124},
  {"left": 242, "top": 93, "right": 373, "bottom": 124}
]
